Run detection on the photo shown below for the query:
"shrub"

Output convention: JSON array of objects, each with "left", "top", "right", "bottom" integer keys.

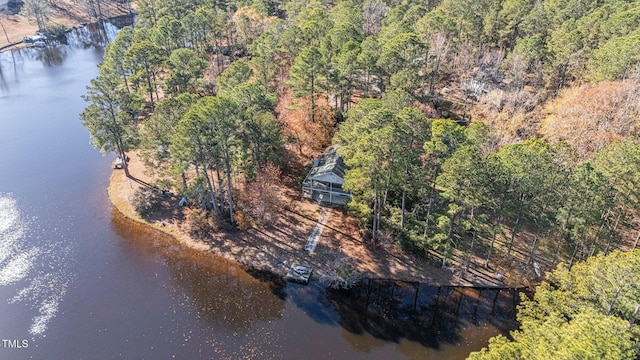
[
  {"left": 184, "top": 207, "right": 209, "bottom": 236},
  {"left": 237, "top": 163, "right": 281, "bottom": 228},
  {"left": 319, "top": 256, "right": 360, "bottom": 290},
  {"left": 48, "top": 24, "right": 68, "bottom": 42},
  {"left": 234, "top": 210, "right": 253, "bottom": 230},
  {"left": 131, "top": 187, "right": 163, "bottom": 218}
]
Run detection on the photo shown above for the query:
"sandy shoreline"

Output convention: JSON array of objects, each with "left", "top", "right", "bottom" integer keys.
[{"left": 106, "top": 152, "right": 518, "bottom": 288}]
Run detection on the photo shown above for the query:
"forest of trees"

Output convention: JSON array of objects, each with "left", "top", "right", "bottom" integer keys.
[
  {"left": 469, "top": 250, "right": 640, "bottom": 359},
  {"left": 80, "top": 0, "right": 640, "bottom": 288},
  {"left": 78, "top": 0, "right": 640, "bottom": 355}
]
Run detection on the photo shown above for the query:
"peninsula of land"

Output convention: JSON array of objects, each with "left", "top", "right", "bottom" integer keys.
[{"left": 107, "top": 152, "right": 520, "bottom": 288}]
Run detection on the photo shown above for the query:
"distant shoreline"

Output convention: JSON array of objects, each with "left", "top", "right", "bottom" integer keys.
[{"left": 0, "top": 1, "right": 130, "bottom": 49}]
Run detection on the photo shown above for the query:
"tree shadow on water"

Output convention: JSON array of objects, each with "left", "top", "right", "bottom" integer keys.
[
  {"left": 286, "top": 281, "right": 342, "bottom": 326},
  {"left": 325, "top": 279, "right": 523, "bottom": 349},
  {"left": 243, "top": 267, "right": 288, "bottom": 301}
]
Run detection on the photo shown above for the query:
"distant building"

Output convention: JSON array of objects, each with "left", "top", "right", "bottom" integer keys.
[{"left": 302, "top": 147, "right": 351, "bottom": 206}]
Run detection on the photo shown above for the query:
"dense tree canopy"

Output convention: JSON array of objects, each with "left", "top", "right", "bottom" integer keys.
[
  {"left": 80, "top": 0, "right": 640, "bottom": 273},
  {"left": 469, "top": 250, "right": 640, "bottom": 359}
]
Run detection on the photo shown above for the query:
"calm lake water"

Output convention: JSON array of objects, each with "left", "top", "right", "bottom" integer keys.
[{"left": 0, "top": 25, "right": 517, "bottom": 359}]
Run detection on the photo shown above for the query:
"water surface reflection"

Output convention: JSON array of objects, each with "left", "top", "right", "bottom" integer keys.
[
  {"left": 111, "top": 209, "right": 286, "bottom": 331},
  {"left": 0, "top": 22, "right": 521, "bottom": 359},
  {"left": 329, "top": 279, "right": 520, "bottom": 346}
]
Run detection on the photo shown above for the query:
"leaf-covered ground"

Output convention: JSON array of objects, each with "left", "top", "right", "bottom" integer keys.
[{"left": 108, "top": 150, "right": 532, "bottom": 287}]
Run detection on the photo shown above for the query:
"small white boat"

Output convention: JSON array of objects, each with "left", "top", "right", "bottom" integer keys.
[
  {"left": 286, "top": 264, "right": 313, "bottom": 284},
  {"left": 114, "top": 156, "right": 124, "bottom": 169},
  {"left": 24, "top": 35, "right": 46, "bottom": 43}
]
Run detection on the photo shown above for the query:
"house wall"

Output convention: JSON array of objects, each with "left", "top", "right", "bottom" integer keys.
[{"left": 302, "top": 180, "right": 351, "bottom": 205}]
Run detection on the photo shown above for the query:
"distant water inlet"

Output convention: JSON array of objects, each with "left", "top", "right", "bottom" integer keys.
[{"left": 0, "top": 194, "right": 71, "bottom": 336}]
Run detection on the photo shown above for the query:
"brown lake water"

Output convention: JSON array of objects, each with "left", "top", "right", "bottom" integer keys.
[{"left": 0, "top": 24, "right": 518, "bottom": 359}]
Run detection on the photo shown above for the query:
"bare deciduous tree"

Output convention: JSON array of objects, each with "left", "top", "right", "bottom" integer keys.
[{"left": 361, "top": 1, "right": 388, "bottom": 35}]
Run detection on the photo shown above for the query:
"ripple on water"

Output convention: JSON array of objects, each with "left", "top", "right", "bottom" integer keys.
[
  {"left": 0, "top": 193, "right": 72, "bottom": 336},
  {"left": 0, "top": 195, "right": 33, "bottom": 286},
  {"left": 0, "top": 247, "right": 39, "bottom": 285}
]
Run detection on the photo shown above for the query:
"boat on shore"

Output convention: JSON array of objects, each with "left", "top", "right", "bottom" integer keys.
[
  {"left": 286, "top": 264, "right": 313, "bottom": 284},
  {"left": 23, "top": 35, "right": 46, "bottom": 43}
]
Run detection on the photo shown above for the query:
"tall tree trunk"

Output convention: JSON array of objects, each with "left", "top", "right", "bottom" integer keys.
[
  {"left": 181, "top": 172, "right": 188, "bottom": 191},
  {"left": 528, "top": 224, "right": 541, "bottom": 265},
  {"left": 629, "top": 304, "right": 640, "bottom": 330},
  {"left": 633, "top": 229, "right": 640, "bottom": 250},
  {"left": 215, "top": 38, "right": 223, "bottom": 71},
  {"left": 400, "top": 190, "right": 406, "bottom": 229},
  {"left": 486, "top": 191, "right": 506, "bottom": 267},
  {"left": 569, "top": 241, "right": 581, "bottom": 269},
  {"left": 423, "top": 197, "right": 433, "bottom": 238},
  {"left": 364, "top": 70, "right": 369, "bottom": 98},
  {"left": 382, "top": 168, "right": 392, "bottom": 208},
  {"left": 223, "top": 143, "right": 235, "bottom": 225},
  {"left": 485, "top": 224, "right": 499, "bottom": 267},
  {"left": 195, "top": 139, "right": 221, "bottom": 216},
  {"left": 121, "top": 151, "right": 130, "bottom": 178},
  {"left": 553, "top": 207, "right": 574, "bottom": 264},
  {"left": 95, "top": 0, "right": 103, "bottom": 21},
  {"left": 465, "top": 229, "right": 477, "bottom": 273},
  {"left": 144, "top": 63, "right": 154, "bottom": 110},
  {"left": 442, "top": 213, "right": 455, "bottom": 268},
  {"left": 204, "top": 169, "right": 220, "bottom": 214},
  {"left": 310, "top": 73, "right": 315, "bottom": 123},
  {"left": 400, "top": 133, "right": 413, "bottom": 231},
  {"left": 371, "top": 193, "right": 378, "bottom": 242},
  {"left": 507, "top": 194, "right": 525, "bottom": 256}
]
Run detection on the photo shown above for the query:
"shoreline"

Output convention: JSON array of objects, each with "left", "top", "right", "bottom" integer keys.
[
  {"left": 107, "top": 166, "right": 349, "bottom": 283},
  {"left": 106, "top": 152, "right": 519, "bottom": 288},
  {"left": 107, "top": 165, "right": 312, "bottom": 280},
  {"left": 0, "top": 1, "right": 130, "bottom": 49}
]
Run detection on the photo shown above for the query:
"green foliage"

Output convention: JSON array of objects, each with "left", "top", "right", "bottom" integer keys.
[
  {"left": 47, "top": 24, "right": 67, "bottom": 41},
  {"left": 124, "top": 40, "right": 165, "bottom": 109},
  {"left": 595, "top": 140, "right": 640, "bottom": 212},
  {"left": 335, "top": 92, "right": 433, "bottom": 244},
  {"left": 289, "top": 46, "right": 325, "bottom": 98},
  {"left": 377, "top": 32, "right": 427, "bottom": 77},
  {"left": 469, "top": 250, "right": 640, "bottom": 359},
  {"left": 249, "top": 30, "right": 280, "bottom": 92},
  {"left": 587, "top": 31, "right": 640, "bottom": 82},
  {"left": 20, "top": 0, "right": 49, "bottom": 31},
  {"left": 131, "top": 187, "right": 164, "bottom": 218},
  {"left": 166, "top": 48, "right": 208, "bottom": 94},
  {"left": 152, "top": 15, "right": 185, "bottom": 56},
  {"left": 218, "top": 61, "right": 254, "bottom": 94},
  {"left": 144, "top": 92, "right": 199, "bottom": 150},
  {"left": 288, "top": 46, "right": 325, "bottom": 121},
  {"left": 80, "top": 71, "right": 139, "bottom": 158},
  {"left": 81, "top": 0, "right": 640, "bottom": 270}
]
